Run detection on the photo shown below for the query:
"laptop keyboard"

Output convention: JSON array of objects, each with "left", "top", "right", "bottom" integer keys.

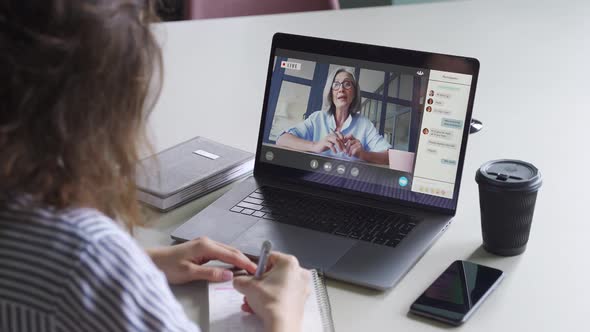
[{"left": 229, "top": 186, "right": 421, "bottom": 248}]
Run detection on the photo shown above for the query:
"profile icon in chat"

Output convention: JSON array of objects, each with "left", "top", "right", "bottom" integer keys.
[
  {"left": 427, "top": 98, "right": 433, "bottom": 105},
  {"left": 428, "top": 90, "right": 434, "bottom": 97},
  {"left": 422, "top": 128, "right": 429, "bottom": 135},
  {"left": 426, "top": 106, "right": 432, "bottom": 113}
]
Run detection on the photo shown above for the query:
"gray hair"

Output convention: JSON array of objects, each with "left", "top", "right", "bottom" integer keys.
[{"left": 323, "top": 68, "right": 362, "bottom": 115}]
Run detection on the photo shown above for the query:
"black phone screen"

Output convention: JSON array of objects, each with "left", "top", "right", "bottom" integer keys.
[{"left": 410, "top": 260, "right": 504, "bottom": 324}]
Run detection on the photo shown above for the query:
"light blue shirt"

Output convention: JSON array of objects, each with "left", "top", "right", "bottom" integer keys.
[{"left": 282, "top": 110, "right": 391, "bottom": 160}]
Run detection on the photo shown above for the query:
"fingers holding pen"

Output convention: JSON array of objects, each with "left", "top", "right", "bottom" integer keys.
[
  {"left": 314, "top": 131, "right": 348, "bottom": 154},
  {"left": 333, "top": 130, "right": 345, "bottom": 142},
  {"left": 340, "top": 133, "right": 355, "bottom": 156},
  {"left": 332, "top": 130, "right": 347, "bottom": 151},
  {"left": 233, "top": 251, "right": 311, "bottom": 326},
  {"left": 326, "top": 134, "right": 345, "bottom": 153},
  {"left": 348, "top": 139, "right": 363, "bottom": 158}
]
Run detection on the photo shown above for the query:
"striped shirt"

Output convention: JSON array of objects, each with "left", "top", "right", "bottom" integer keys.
[{"left": 0, "top": 201, "right": 200, "bottom": 332}]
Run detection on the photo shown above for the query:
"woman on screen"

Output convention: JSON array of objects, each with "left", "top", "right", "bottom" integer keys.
[
  {"left": 0, "top": 1, "right": 309, "bottom": 331},
  {"left": 276, "top": 68, "right": 391, "bottom": 165}
]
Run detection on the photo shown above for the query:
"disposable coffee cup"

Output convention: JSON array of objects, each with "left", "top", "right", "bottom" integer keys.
[{"left": 475, "top": 159, "right": 542, "bottom": 256}]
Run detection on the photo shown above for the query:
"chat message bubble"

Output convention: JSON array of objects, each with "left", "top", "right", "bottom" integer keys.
[
  {"left": 441, "top": 118, "right": 463, "bottom": 129},
  {"left": 441, "top": 158, "right": 457, "bottom": 166},
  {"left": 435, "top": 92, "right": 452, "bottom": 99},
  {"left": 433, "top": 108, "right": 451, "bottom": 115},
  {"left": 428, "top": 140, "right": 457, "bottom": 150},
  {"left": 429, "top": 128, "right": 453, "bottom": 140}
]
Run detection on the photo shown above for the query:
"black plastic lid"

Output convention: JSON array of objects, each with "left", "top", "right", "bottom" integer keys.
[{"left": 475, "top": 159, "right": 542, "bottom": 192}]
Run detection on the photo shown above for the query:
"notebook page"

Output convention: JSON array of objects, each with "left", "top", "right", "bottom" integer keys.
[{"left": 209, "top": 274, "right": 324, "bottom": 332}]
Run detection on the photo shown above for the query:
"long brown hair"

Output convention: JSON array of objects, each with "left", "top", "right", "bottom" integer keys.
[{"left": 0, "top": 0, "right": 162, "bottom": 229}]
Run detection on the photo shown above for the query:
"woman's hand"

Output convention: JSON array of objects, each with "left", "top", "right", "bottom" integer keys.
[
  {"left": 344, "top": 133, "right": 365, "bottom": 158},
  {"left": 233, "top": 252, "right": 311, "bottom": 332},
  {"left": 147, "top": 237, "right": 257, "bottom": 285},
  {"left": 343, "top": 133, "right": 389, "bottom": 165},
  {"left": 312, "top": 132, "right": 345, "bottom": 154}
]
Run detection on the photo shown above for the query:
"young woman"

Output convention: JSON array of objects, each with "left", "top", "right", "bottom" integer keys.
[{"left": 0, "top": 1, "right": 309, "bottom": 331}]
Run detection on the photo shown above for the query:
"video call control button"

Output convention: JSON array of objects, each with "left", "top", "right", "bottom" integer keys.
[
  {"left": 310, "top": 159, "right": 319, "bottom": 169},
  {"left": 265, "top": 151, "right": 274, "bottom": 161},
  {"left": 337, "top": 165, "right": 346, "bottom": 175},
  {"left": 398, "top": 176, "right": 409, "bottom": 187},
  {"left": 350, "top": 167, "right": 359, "bottom": 177},
  {"left": 323, "top": 162, "right": 333, "bottom": 172}
]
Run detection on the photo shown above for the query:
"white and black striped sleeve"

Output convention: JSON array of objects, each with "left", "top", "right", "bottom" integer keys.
[{"left": 54, "top": 230, "right": 200, "bottom": 332}]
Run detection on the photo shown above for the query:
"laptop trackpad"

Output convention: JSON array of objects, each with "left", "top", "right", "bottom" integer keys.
[{"left": 230, "top": 219, "right": 355, "bottom": 271}]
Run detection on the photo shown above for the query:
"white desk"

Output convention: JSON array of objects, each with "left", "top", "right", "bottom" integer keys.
[{"left": 135, "top": 0, "right": 590, "bottom": 331}]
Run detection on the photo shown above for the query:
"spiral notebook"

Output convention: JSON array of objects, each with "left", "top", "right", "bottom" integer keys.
[{"left": 208, "top": 270, "right": 334, "bottom": 332}]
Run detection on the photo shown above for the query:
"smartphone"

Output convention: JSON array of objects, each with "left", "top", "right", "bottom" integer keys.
[{"left": 410, "top": 260, "right": 504, "bottom": 326}]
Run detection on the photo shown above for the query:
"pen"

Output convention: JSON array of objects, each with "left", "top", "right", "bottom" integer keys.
[
  {"left": 331, "top": 129, "right": 343, "bottom": 153},
  {"left": 254, "top": 240, "right": 272, "bottom": 279},
  {"left": 332, "top": 129, "right": 344, "bottom": 139},
  {"left": 332, "top": 129, "right": 349, "bottom": 154}
]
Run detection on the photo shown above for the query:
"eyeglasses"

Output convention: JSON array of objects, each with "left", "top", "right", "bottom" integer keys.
[{"left": 331, "top": 81, "right": 354, "bottom": 90}]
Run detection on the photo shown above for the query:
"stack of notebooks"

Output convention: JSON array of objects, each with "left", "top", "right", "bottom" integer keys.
[{"left": 136, "top": 136, "right": 254, "bottom": 211}]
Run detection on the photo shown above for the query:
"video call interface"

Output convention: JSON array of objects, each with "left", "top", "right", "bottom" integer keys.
[{"left": 260, "top": 49, "right": 473, "bottom": 209}]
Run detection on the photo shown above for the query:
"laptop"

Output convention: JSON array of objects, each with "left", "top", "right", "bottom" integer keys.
[{"left": 172, "top": 33, "right": 479, "bottom": 290}]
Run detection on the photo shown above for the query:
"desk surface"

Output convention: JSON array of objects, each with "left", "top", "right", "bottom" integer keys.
[{"left": 135, "top": 0, "right": 590, "bottom": 331}]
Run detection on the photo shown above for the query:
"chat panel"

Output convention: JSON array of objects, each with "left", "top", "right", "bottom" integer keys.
[{"left": 411, "top": 70, "right": 472, "bottom": 198}]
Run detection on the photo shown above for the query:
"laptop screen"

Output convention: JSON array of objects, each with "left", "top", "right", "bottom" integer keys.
[{"left": 258, "top": 46, "right": 475, "bottom": 211}]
